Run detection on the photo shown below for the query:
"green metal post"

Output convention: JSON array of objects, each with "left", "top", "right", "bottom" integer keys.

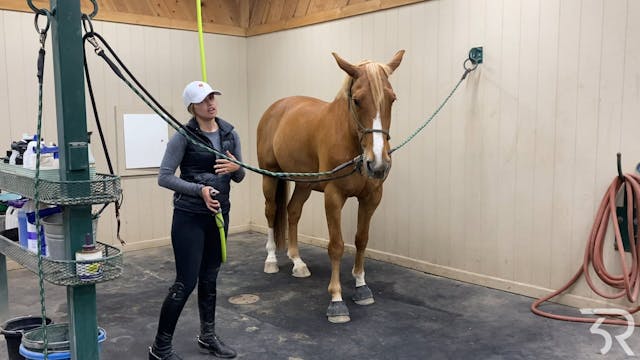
[
  {"left": 50, "top": 1, "right": 98, "bottom": 359},
  {"left": 0, "top": 254, "right": 7, "bottom": 321}
]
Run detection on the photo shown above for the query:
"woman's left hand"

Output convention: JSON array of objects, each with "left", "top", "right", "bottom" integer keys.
[{"left": 214, "top": 150, "right": 241, "bottom": 175}]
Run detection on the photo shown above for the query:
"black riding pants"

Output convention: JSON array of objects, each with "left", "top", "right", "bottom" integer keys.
[
  {"left": 154, "top": 208, "right": 229, "bottom": 338},
  {"left": 172, "top": 208, "right": 228, "bottom": 291}
]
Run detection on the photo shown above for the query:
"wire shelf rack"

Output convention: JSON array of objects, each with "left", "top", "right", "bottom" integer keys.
[
  {"left": 0, "top": 163, "right": 121, "bottom": 205},
  {"left": 0, "top": 234, "right": 123, "bottom": 286}
]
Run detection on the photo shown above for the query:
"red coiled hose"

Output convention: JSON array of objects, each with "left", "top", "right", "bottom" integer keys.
[{"left": 531, "top": 173, "right": 640, "bottom": 326}]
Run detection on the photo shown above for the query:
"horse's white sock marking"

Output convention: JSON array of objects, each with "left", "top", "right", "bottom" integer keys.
[
  {"left": 353, "top": 270, "right": 366, "bottom": 287},
  {"left": 372, "top": 112, "right": 384, "bottom": 167},
  {"left": 265, "top": 228, "right": 277, "bottom": 263},
  {"left": 291, "top": 256, "right": 305, "bottom": 268}
]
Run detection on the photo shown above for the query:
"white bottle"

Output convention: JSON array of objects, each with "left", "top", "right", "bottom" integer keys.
[
  {"left": 4, "top": 206, "right": 19, "bottom": 230},
  {"left": 87, "top": 132, "right": 96, "bottom": 171},
  {"left": 10, "top": 134, "right": 31, "bottom": 166},
  {"left": 8, "top": 151, "right": 17, "bottom": 165},
  {"left": 22, "top": 136, "right": 42, "bottom": 169}
]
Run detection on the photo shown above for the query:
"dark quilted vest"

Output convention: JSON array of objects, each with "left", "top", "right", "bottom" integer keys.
[{"left": 173, "top": 117, "right": 235, "bottom": 214}]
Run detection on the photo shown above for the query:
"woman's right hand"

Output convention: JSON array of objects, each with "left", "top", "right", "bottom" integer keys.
[{"left": 201, "top": 186, "right": 221, "bottom": 213}]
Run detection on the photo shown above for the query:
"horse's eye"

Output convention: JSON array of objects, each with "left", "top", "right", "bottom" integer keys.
[{"left": 352, "top": 97, "right": 360, "bottom": 107}]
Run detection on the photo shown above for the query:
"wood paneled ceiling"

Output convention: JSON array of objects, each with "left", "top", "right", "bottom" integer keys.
[{"left": 1, "top": 0, "right": 424, "bottom": 36}]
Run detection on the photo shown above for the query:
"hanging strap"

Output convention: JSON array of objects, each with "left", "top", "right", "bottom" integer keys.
[{"left": 81, "top": 15, "right": 125, "bottom": 245}]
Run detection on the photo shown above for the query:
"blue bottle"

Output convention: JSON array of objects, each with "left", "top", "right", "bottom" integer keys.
[{"left": 17, "top": 209, "right": 28, "bottom": 249}]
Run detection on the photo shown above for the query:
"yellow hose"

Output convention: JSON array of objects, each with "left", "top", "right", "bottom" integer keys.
[
  {"left": 215, "top": 212, "right": 227, "bottom": 262},
  {"left": 196, "top": 0, "right": 207, "bottom": 82},
  {"left": 196, "top": 0, "right": 226, "bottom": 261}
]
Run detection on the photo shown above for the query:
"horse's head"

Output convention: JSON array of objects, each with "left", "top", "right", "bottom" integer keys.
[{"left": 332, "top": 50, "right": 405, "bottom": 180}]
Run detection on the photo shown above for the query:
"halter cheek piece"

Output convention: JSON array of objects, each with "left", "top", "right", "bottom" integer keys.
[{"left": 347, "top": 79, "right": 392, "bottom": 148}]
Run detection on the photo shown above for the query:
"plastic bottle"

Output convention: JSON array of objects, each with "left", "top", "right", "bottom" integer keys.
[
  {"left": 23, "top": 200, "right": 47, "bottom": 256},
  {"left": 22, "top": 136, "right": 59, "bottom": 170},
  {"left": 22, "top": 136, "right": 42, "bottom": 169},
  {"left": 4, "top": 206, "right": 19, "bottom": 230},
  {"left": 17, "top": 209, "right": 28, "bottom": 248},
  {"left": 76, "top": 233, "right": 103, "bottom": 281},
  {"left": 9, "top": 135, "right": 30, "bottom": 166},
  {"left": 8, "top": 149, "right": 17, "bottom": 165},
  {"left": 87, "top": 132, "right": 95, "bottom": 167}
]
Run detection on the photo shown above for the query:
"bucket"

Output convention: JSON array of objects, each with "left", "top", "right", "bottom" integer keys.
[
  {"left": 0, "top": 316, "right": 52, "bottom": 360},
  {"left": 43, "top": 233, "right": 65, "bottom": 261},
  {"left": 18, "top": 324, "right": 105, "bottom": 360},
  {"left": 41, "top": 213, "right": 98, "bottom": 260}
]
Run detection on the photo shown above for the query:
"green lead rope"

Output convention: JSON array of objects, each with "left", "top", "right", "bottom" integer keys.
[{"left": 215, "top": 212, "right": 226, "bottom": 262}]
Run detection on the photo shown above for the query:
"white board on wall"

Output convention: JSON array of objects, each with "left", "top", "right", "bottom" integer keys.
[{"left": 123, "top": 114, "right": 168, "bottom": 169}]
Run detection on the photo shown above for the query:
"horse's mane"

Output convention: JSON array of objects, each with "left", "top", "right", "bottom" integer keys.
[{"left": 336, "top": 60, "right": 392, "bottom": 111}]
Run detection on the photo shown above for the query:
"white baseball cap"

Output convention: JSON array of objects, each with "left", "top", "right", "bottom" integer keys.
[{"left": 182, "top": 81, "right": 222, "bottom": 108}]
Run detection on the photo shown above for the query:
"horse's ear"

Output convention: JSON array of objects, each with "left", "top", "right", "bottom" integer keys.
[
  {"left": 387, "top": 50, "right": 405, "bottom": 74},
  {"left": 332, "top": 52, "right": 359, "bottom": 78}
]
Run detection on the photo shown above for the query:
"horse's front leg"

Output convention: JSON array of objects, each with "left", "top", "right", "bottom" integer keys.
[
  {"left": 352, "top": 187, "right": 383, "bottom": 306},
  {"left": 324, "top": 188, "right": 349, "bottom": 323},
  {"left": 287, "top": 184, "right": 312, "bottom": 277}
]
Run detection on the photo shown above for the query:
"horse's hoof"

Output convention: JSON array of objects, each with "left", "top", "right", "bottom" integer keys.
[
  {"left": 352, "top": 285, "right": 375, "bottom": 305},
  {"left": 292, "top": 264, "right": 311, "bottom": 278},
  {"left": 264, "top": 261, "right": 279, "bottom": 273},
  {"left": 326, "top": 301, "right": 350, "bottom": 323}
]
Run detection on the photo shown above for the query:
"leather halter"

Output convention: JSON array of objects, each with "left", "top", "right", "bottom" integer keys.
[{"left": 347, "top": 78, "right": 391, "bottom": 147}]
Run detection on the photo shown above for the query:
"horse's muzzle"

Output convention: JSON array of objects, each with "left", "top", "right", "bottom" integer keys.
[{"left": 365, "top": 159, "right": 391, "bottom": 179}]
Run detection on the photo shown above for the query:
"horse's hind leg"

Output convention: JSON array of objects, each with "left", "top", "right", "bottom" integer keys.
[
  {"left": 263, "top": 176, "right": 280, "bottom": 273},
  {"left": 352, "top": 188, "right": 382, "bottom": 306},
  {"left": 287, "top": 184, "right": 312, "bottom": 278}
]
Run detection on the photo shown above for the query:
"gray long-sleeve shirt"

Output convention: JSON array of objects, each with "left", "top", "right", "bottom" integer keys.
[{"left": 158, "top": 129, "right": 245, "bottom": 196}]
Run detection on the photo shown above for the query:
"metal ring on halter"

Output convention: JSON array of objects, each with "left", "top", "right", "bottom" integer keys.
[
  {"left": 463, "top": 58, "right": 479, "bottom": 72},
  {"left": 34, "top": 10, "right": 51, "bottom": 35}
]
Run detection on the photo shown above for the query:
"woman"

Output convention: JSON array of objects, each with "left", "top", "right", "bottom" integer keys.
[{"left": 149, "top": 81, "right": 245, "bottom": 360}]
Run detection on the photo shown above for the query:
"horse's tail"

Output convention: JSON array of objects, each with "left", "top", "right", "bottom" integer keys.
[{"left": 273, "top": 179, "right": 289, "bottom": 250}]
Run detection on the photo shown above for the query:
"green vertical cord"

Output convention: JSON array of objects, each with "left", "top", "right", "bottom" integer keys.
[
  {"left": 34, "top": 51, "right": 49, "bottom": 359},
  {"left": 196, "top": 0, "right": 207, "bottom": 82}
]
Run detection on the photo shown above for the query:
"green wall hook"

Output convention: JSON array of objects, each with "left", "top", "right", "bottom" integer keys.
[{"left": 469, "top": 47, "right": 483, "bottom": 64}]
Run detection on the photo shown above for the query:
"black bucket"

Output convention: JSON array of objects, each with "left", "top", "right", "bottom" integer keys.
[{"left": 0, "top": 316, "right": 52, "bottom": 360}]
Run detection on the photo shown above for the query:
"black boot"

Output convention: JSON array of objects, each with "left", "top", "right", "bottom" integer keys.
[
  {"left": 149, "top": 283, "right": 189, "bottom": 360},
  {"left": 197, "top": 279, "right": 236, "bottom": 358},
  {"left": 149, "top": 338, "right": 183, "bottom": 360},
  {"left": 197, "top": 334, "right": 237, "bottom": 359}
]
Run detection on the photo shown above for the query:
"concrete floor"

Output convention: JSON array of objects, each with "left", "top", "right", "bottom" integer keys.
[{"left": 0, "top": 231, "right": 636, "bottom": 359}]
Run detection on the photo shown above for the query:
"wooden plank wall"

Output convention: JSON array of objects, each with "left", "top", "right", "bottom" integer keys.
[
  {"left": 246, "top": 0, "right": 425, "bottom": 35},
  {"left": 246, "top": 0, "right": 640, "bottom": 309},
  {"left": 0, "top": 0, "right": 247, "bottom": 35},
  {"left": 0, "top": 0, "right": 425, "bottom": 36}
]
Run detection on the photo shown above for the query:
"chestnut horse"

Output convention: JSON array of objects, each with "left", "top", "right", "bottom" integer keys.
[{"left": 257, "top": 50, "right": 405, "bottom": 323}]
